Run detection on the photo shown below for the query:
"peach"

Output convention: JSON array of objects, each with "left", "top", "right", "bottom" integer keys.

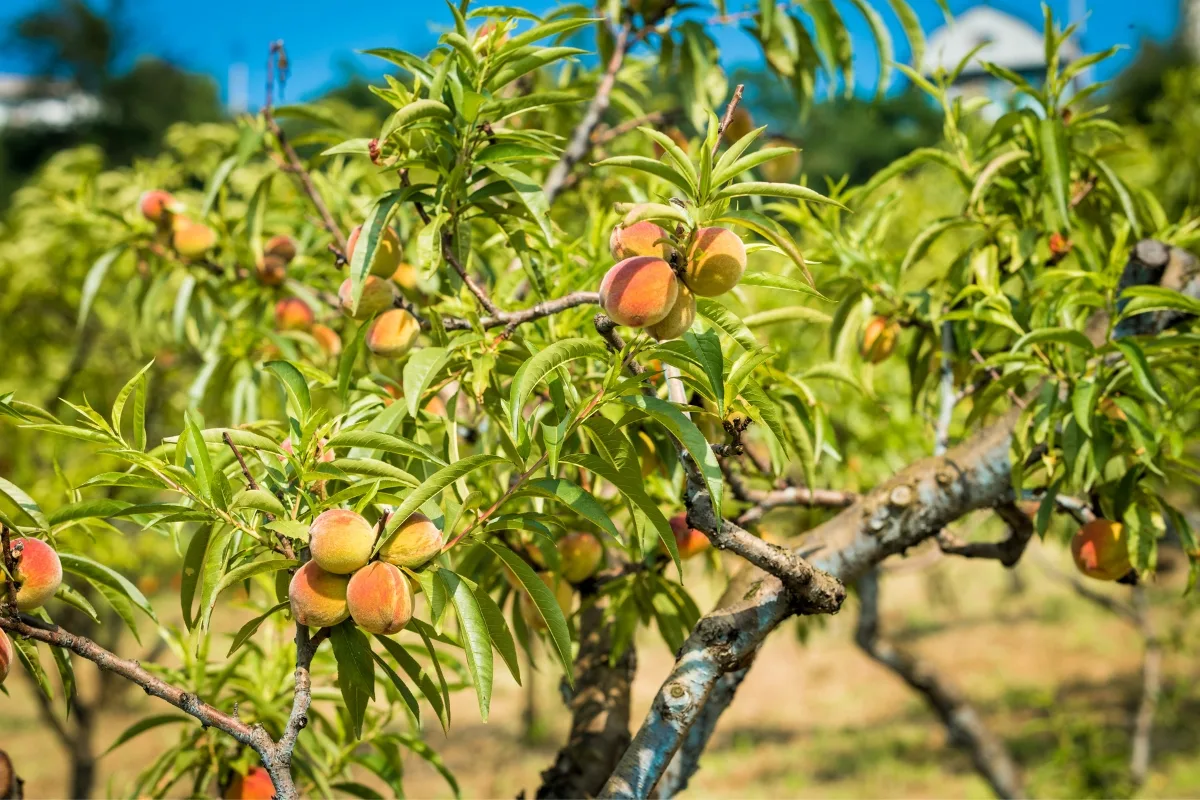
[
  {"left": 312, "top": 324, "right": 342, "bottom": 358},
  {"left": 722, "top": 106, "right": 754, "bottom": 144},
  {"left": 653, "top": 128, "right": 689, "bottom": 159},
  {"left": 636, "top": 430, "right": 660, "bottom": 479},
  {"left": 758, "top": 139, "right": 801, "bottom": 183},
  {"left": 684, "top": 227, "right": 745, "bottom": 297},
  {"left": 379, "top": 512, "right": 443, "bottom": 569},
  {"left": 347, "top": 224, "right": 403, "bottom": 278},
  {"left": 288, "top": 561, "right": 350, "bottom": 627},
  {"left": 171, "top": 217, "right": 217, "bottom": 257},
  {"left": 264, "top": 234, "right": 298, "bottom": 263},
  {"left": 392, "top": 262, "right": 418, "bottom": 291},
  {"left": 274, "top": 298, "right": 313, "bottom": 332},
  {"left": 521, "top": 571, "right": 574, "bottom": 631},
  {"left": 256, "top": 253, "right": 287, "bottom": 286},
  {"left": 599, "top": 256, "right": 679, "bottom": 328},
  {"left": 308, "top": 509, "right": 375, "bottom": 574},
  {"left": 647, "top": 282, "right": 696, "bottom": 341},
  {"left": 366, "top": 309, "right": 420, "bottom": 358},
  {"left": 610, "top": 220, "right": 671, "bottom": 261},
  {"left": 0, "top": 628, "right": 11, "bottom": 685},
  {"left": 669, "top": 513, "right": 710, "bottom": 560},
  {"left": 860, "top": 316, "right": 898, "bottom": 363},
  {"left": 224, "top": 766, "right": 276, "bottom": 799},
  {"left": 557, "top": 532, "right": 603, "bottom": 583},
  {"left": 1071, "top": 519, "right": 1132, "bottom": 581},
  {"left": 10, "top": 537, "right": 62, "bottom": 611},
  {"left": 347, "top": 561, "right": 414, "bottom": 635},
  {"left": 139, "top": 189, "right": 178, "bottom": 223},
  {"left": 338, "top": 276, "right": 396, "bottom": 320}
]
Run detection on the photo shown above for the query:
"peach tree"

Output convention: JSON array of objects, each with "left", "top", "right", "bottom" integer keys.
[{"left": 1, "top": 2, "right": 1198, "bottom": 799}]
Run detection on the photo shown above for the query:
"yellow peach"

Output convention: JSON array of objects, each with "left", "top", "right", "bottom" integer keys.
[
  {"left": 288, "top": 561, "right": 350, "bottom": 627},
  {"left": 312, "top": 324, "right": 342, "bottom": 358},
  {"left": 860, "top": 316, "right": 898, "bottom": 364},
  {"left": 274, "top": 298, "right": 313, "bottom": 332},
  {"left": 347, "top": 561, "right": 415, "bottom": 635},
  {"left": 338, "top": 276, "right": 396, "bottom": 320},
  {"left": 1072, "top": 519, "right": 1132, "bottom": 582},
  {"left": 668, "top": 513, "right": 710, "bottom": 560},
  {"left": 256, "top": 254, "right": 287, "bottom": 286},
  {"left": 366, "top": 309, "right": 420, "bottom": 358},
  {"left": 346, "top": 224, "right": 404, "bottom": 278},
  {"left": 308, "top": 509, "right": 375, "bottom": 575},
  {"left": 0, "top": 628, "right": 12, "bottom": 685},
  {"left": 379, "top": 512, "right": 444, "bottom": 569},
  {"left": 647, "top": 282, "right": 696, "bottom": 341},
  {"left": 264, "top": 234, "right": 298, "bottom": 263},
  {"left": 139, "top": 190, "right": 179, "bottom": 223},
  {"left": 599, "top": 256, "right": 679, "bottom": 328},
  {"left": 171, "top": 217, "right": 217, "bottom": 257},
  {"left": 224, "top": 766, "right": 276, "bottom": 799},
  {"left": 610, "top": 220, "right": 672, "bottom": 260},
  {"left": 684, "top": 227, "right": 745, "bottom": 296},
  {"left": 557, "top": 532, "right": 603, "bottom": 583},
  {"left": 10, "top": 537, "right": 62, "bottom": 611},
  {"left": 758, "top": 139, "right": 801, "bottom": 183}
]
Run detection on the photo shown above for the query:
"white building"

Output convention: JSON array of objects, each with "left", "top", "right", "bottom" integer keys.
[{"left": 0, "top": 75, "right": 101, "bottom": 130}]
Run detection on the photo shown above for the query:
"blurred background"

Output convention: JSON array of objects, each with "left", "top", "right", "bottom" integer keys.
[{"left": 2, "top": 1, "right": 1200, "bottom": 798}]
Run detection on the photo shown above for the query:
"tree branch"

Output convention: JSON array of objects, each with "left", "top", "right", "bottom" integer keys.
[
  {"left": 936, "top": 502, "right": 1034, "bottom": 568},
  {"left": 712, "top": 85, "right": 745, "bottom": 158},
  {"left": 441, "top": 292, "right": 600, "bottom": 332},
  {"left": 1129, "top": 586, "right": 1161, "bottom": 790}
]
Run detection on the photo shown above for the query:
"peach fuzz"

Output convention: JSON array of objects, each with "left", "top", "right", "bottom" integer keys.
[
  {"left": 339, "top": 276, "right": 396, "bottom": 320},
  {"left": 347, "top": 561, "right": 415, "bottom": 635},
  {"left": 669, "top": 513, "right": 710, "bottom": 560},
  {"left": 557, "top": 532, "right": 603, "bottom": 583},
  {"left": 366, "top": 309, "right": 420, "bottom": 358},
  {"left": 379, "top": 512, "right": 444, "bottom": 569},
  {"left": 274, "top": 298, "right": 313, "bottom": 332},
  {"left": 610, "top": 220, "right": 671, "bottom": 260},
  {"left": 347, "top": 224, "right": 404, "bottom": 278},
  {"left": 224, "top": 766, "right": 276, "bottom": 799},
  {"left": 171, "top": 217, "right": 217, "bottom": 257},
  {"left": 308, "top": 508, "right": 375, "bottom": 575},
  {"left": 288, "top": 561, "right": 350, "bottom": 628},
  {"left": 684, "top": 227, "right": 745, "bottom": 297},
  {"left": 1071, "top": 519, "right": 1132, "bottom": 582},
  {"left": 599, "top": 256, "right": 679, "bottom": 328},
  {"left": 11, "top": 537, "right": 62, "bottom": 611},
  {"left": 647, "top": 282, "right": 696, "bottom": 341}
]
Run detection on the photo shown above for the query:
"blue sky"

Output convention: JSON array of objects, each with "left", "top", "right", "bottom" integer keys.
[{"left": 0, "top": 0, "right": 1181, "bottom": 105}]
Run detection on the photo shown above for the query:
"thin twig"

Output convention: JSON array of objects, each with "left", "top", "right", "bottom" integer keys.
[
  {"left": 711, "top": 84, "right": 745, "bottom": 159},
  {"left": 223, "top": 432, "right": 259, "bottom": 491}
]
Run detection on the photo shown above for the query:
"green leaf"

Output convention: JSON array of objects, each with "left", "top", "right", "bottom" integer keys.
[
  {"left": 437, "top": 570, "right": 494, "bottom": 721},
  {"left": 968, "top": 149, "right": 1030, "bottom": 207},
  {"left": 1039, "top": 117, "right": 1071, "bottom": 229},
  {"left": 375, "top": 634, "right": 450, "bottom": 733},
  {"left": 472, "top": 583, "right": 520, "bottom": 685},
  {"left": 384, "top": 99, "right": 452, "bottom": 136},
  {"left": 111, "top": 362, "right": 155, "bottom": 445},
  {"left": 1114, "top": 340, "right": 1166, "bottom": 405},
  {"left": 593, "top": 155, "right": 696, "bottom": 196},
  {"left": 102, "top": 715, "right": 190, "bottom": 756},
  {"left": 376, "top": 455, "right": 506, "bottom": 553},
  {"left": 856, "top": 147, "right": 968, "bottom": 199},
  {"left": 338, "top": 322, "right": 369, "bottom": 403},
  {"left": 481, "top": 543, "right": 572, "bottom": 679},
  {"left": 738, "top": 271, "right": 828, "bottom": 300},
  {"left": 526, "top": 478, "right": 619, "bottom": 540},
  {"left": 227, "top": 600, "right": 290, "bottom": 656},
  {"left": 403, "top": 347, "right": 451, "bottom": 419},
  {"left": 684, "top": 328, "right": 725, "bottom": 412},
  {"left": 346, "top": 188, "right": 418, "bottom": 315},
  {"left": 509, "top": 339, "right": 607, "bottom": 436},
  {"left": 183, "top": 413, "right": 220, "bottom": 506},
  {"left": 54, "top": 583, "right": 100, "bottom": 623},
  {"left": 77, "top": 247, "right": 124, "bottom": 333},
  {"left": 330, "top": 621, "right": 376, "bottom": 739},
  {"left": 47, "top": 499, "right": 132, "bottom": 527},
  {"left": 264, "top": 360, "right": 312, "bottom": 421},
  {"left": 0, "top": 477, "right": 48, "bottom": 529},
  {"left": 487, "top": 163, "right": 554, "bottom": 243},
  {"left": 180, "top": 526, "right": 214, "bottom": 629},
  {"left": 327, "top": 430, "right": 447, "bottom": 467},
  {"left": 59, "top": 552, "right": 157, "bottom": 622},
  {"left": 201, "top": 558, "right": 297, "bottom": 633},
  {"left": 1011, "top": 327, "right": 1095, "bottom": 353},
  {"left": 743, "top": 306, "right": 832, "bottom": 328},
  {"left": 12, "top": 636, "right": 51, "bottom": 699},
  {"left": 620, "top": 395, "right": 723, "bottom": 523},
  {"left": 200, "top": 155, "right": 239, "bottom": 215},
  {"left": 695, "top": 299, "right": 757, "bottom": 350},
  {"left": 715, "top": 181, "right": 845, "bottom": 208},
  {"left": 371, "top": 650, "right": 422, "bottom": 723},
  {"left": 231, "top": 489, "right": 286, "bottom": 518}
]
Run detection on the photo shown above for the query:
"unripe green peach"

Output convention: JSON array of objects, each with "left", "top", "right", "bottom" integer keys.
[
  {"left": 860, "top": 316, "right": 898, "bottom": 364},
  {"left": 520, "top": 571, "right": 574, "bottom": 631},
  {"left": 256, "top": 253, "right": 288, "bottom": 286},
  {"left": 557, "top": 532, "right": 603, "bottom": 583},
  {"left": 288, "top": 561, "right": 350, "bottom": 627},
  {"left": 346, "top": 224, "right": 403, "bottom": 278},
  {"left": 379, "top": 512, "right": 444, "bottom": 569},
  {"left": 312, "top": 324, "right": 342, "bottom": 358},
  {"left": 610, "top": 220, "right": 671, "bottom": 261},
  {"left": 139, "top": 189, "right": 179, "bottom": 223},
  {"left": 308, "top": 509, "right": 375, "bottom": 575},
  {"left": 722, "top": 106, "right": 754, "bottom": 144},
  {"left": 366, "top": 309, "right": 420, "bottom": 358},
  {"left": 684, "top": 227, "right": 746, "bottom": 296},
  {"left": 647, "top": 282, "right": 696, "bottom": 341},
  {"left": 758, "top": 139, "right": 802, "bottom": 183},
  {"left": 0, "top": 628, "right": 12, "bottom": 686},
  {"left": 338, "top": 276, "right": 396, "bottom": 320},
  {"left": 10, "top": 537, "right": 62, "bottom": 611},
  {"left": 264, "top": 234, "right": 298, "bottom": 263},
  {"left": 599, "top": 256, "right": 679, "bottom": 328},
  {"left": 224, "top": 766, "right": 276, "bottom": 800},
  {"left": 1071, "top": 519, "right": 1132, "bottom": 581},
  {"left": 347, "top": 561, "right": 415, "bottom": 635},
  {"left": 171, "top": 217, "right": 217, "bottom": 257},
  {"left": 669, "top": 513, "right": 710, "bottom": 560},
  {"left": 274, "top": 298, "right": 314, "bottom": 332}
]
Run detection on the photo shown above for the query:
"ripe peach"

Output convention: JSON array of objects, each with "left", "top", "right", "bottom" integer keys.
[
  {"left": 1071, "top": 519, "right": 1132, "bottom": 581},
  {"left": 312, "top": 324, "right": 342, "bottom": 358},
  {"left": 256, "top": 254, "right": 288, "bottom": 286},
  {"left": 669, "top": 513, "right": 710, "bottom": 560},
  {"left": 224, "top": 766, "right": 276, "bottom": 799},
  {"left": 557, "top": 532, "right": 603, "bottom": 583},
  {"left": 171, "top": 217, "right": 217, "bottom": 257},
  {"left": 521, "top": 571, "right": 574, "bottom": 631},
  {"left": 347, "top": 561, "right": 414, "bottom": 635},
  {"left": 366, "top": 309, "right": 420, "bottom": 358},
  {"left": 722, "top": 106, "right": 754, "bottom": 144},
  {"left": 379, "top": 512, "right": 443, "bottom": 569},
  {"left": 139, "top": 189, "right": 179, "bottom": 223},
  {"left": 308, "top": 509, "right": 375, "bottom": 575},
  {"left": 610, "top": 220, "right": 672, "bottom": 261},
  {"left": 599, "top": 257, "right": 679, "bottom": 328},
  {"left": 338, "top": 276, "right": 396, "bottom": 320},
  {"left": 860, "top": 316, "right": 898, "bottom": 363},
  {"left": 392, "top": 262, "right": 418, "bottom": 291},
  {"left": 264, "top": 234, "right": 298, "bottom": 263},
  {"left": 758, "top": 139, "right": 801, "bottom": 183},
  {"left": 0, "top": 628, "right": 12, "bottom": 686},
  {"left": 274, "top": 298, "right": 313, "bottom": 332},
  {"left": 647, "top": 282, "right": 696, "bottom": 341},
  {"left": 684, "top": 227, "right": 745, "bottom": 297},
  {"left": 10, "top": 537, "right": 62, "bottom": 611},
  {"left": 346, "top": 224, "right": 403, "bottom": 278},
  {"left": 289, "top": 561, "right": 350, "bottom": 627}
]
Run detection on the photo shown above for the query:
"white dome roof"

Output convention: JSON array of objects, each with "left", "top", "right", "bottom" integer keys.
[{"left": 921, "top": 6, "right": 1078, "bottom": 76}]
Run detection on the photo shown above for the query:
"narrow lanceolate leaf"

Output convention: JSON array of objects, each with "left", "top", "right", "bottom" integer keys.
[
  {"left": 1039, "top": 117, "right": 1071, "bottom": 229},
  {"left": 371, "top": 650, "right": 422, "bottom": 723},
  {"left": 968, "top": 149, "right": 1030, "bottom": 207},
  {"left": 59, "top": 552, "right": 157, "bottom": 622},
  {"left": 684, "top": 328, "right": 725, "bottom": 412},
  {"left": 375, "top": 634, "right": 450, "bottom": 733},
  {"left": 621, "top": 395, "right": 723, "bottom": 523},
  {"left": 338, "top": 322, "right": 369, "bottom": 403},
  {"left": 696, "top": 299, "right": 758, "bottom": 351},
  {"left": 55, "top": 583, "right": 100, "bottom": 623},
  {"left": 482, "top": 543, "right": 573, "bottom": 681},
  {"left": 509, "top": 339, "right": 607, "bottom": 436},
  {"left": 12, "top": 637, "right": 52, "bottom": 699},
  {"left": 183, "top": 413, "right": 220, "bottom": 506},
  {"left": 47, "top": 499, "right": 133, "bottom": 527},
  {"left": 78, "top": 247, "right": 125, "bottom": 332},
  {"left": 527, "top": 478, "right": 620, "bottom": 540},
  {"left": 264, "top": 360, "right": 312, "bottom": 421},
  {"left": 202, "top": 558, "right": 297, "bottom": 630},
  {"left": 738, "top": 271, "right": 828, "bottom": 300},
  {"left": 376, "top": 455, "right": 506, "bottom": 554},
  {"left": 227, "top": 601, "right": 290, "bottom": 656},
  {"left": 437, "top": 570, "right": 494, "bottom": 721},
  {"left": 181, "top": 526, "right": 214, "bottom": 629},
  {"left": 592, "top": 155, "right": 696, "bottom": 195},
  {"left": 0, "top": 477, "right": 49, "bottom": 529},
  {"left": 330, "top": 622, "right": 376, "bottom": 739},
  {"left": 1114, "top": 340, "right": 1166, "bottom": 405},
  {"left": 327, "top": 430, "right": 447, "bottom": 467},
  {"left": 487, "top": 163, "right": 554, "bottom": 244},
  {"left": 111, "top": 361, "right": 155, "bottom": 441},
  {"left": 472, "top": 583, "right": 521, "bottom": 685},
  {"left": 403, "top": 347, "right": 450, "bottom": 419},
  {"left": 715, "top": 181, "right": 845, "bottom": 208},
  {"left": 232, "top": 489, "right": 287, "bottom": 518}
]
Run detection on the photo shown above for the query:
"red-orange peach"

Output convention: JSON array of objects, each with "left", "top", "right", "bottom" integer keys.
[
  {"left": 308, "top": 509, "right": 375, "bottom": 574},
  {"left": 224, "top": 766, "right": 276, "bottom": 799},
  {"left": 312, "top": 324, "right": 341, "bottom": 358},
  {"left": 599, "top": 256, "right": 679, "bottom": 328},
  {"left": 669, "top": 513, "right": 710, "bottom": 560},
  {"left": 684, "top": 227, "right": 745, "bottom": 296},
  {"left": 347, "top": 561, "right": 415, "bottom": 635},
  {"left": 647, "top": 282, "right": 696, "bottom": 341},
  {"left": 521, "top": 571, "right": 574, "bottom": 631},
  {"left": 274, "top": 298, "right": 313, "bottom": 332},
  {"left": 139, "top": 189, "right": 178, "bottom": 223},
  {"left": 0, "top": 628, "right": 12, "bottom": 686},
  {"left": 1071, "top": 519, "right": 1132, "bottom": 581},
  {"left": 171, "top": 217, "right": 217, "bottom": 257},
  {"left": 338, "top": 276, "right": 396, "bottom": 320},
  {"left": 264, "top": 234, "right": 298, "bottom": 263},
  {"left": 379, "top": 512, "right": 443, "bottom": 569},
  {"left": 860, "top": 316, "right": 898, "bottom": 364},
  {"left": 256, "top": 254, "right": 287, "bottom": 286},
  {"left": 366, "top": 309, "right": 420, "bottom": 358},
  {"left": 392, "top": 262, "right": 418, "bottom": 291},
  {"left": 346, "top": 224, "right": 403, "bottom": 278},
  {"left": 610, "top": 220, "right": 671, "bottom": 260},
  {"left": 10, "top": 537, "right": 62, "bottom": 611},
  {"left": 557, "top": 532, "right": 603, "bottom": 583},
  {"left": 288, "top": 561, "right": 350, "bottom": 627}
]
